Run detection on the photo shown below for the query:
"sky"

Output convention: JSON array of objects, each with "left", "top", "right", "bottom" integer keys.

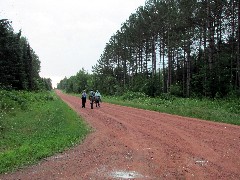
[{"left": 0, "top": 0, "right": 146, "bottom": 88}]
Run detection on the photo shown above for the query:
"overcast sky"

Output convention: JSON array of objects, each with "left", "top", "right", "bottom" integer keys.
[{"left": 1, "top": 0, "right": 146, "bottom": 88}]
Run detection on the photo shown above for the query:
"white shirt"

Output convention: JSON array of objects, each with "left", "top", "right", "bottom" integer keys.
[{"left": 95, "top": 91, "right": 101, "bottom": 97}]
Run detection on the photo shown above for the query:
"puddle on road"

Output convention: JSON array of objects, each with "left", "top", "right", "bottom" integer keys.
[
  {"left": 195, "top": 160, "right": 208, "bottom": 166},
  {"left": 109, "top": 170, "right": 144, "bottom": 179},
  {"left": 95, "top": 165, "right": 148, "bottom": 179},
  {"left": 193, "top": 157, "right": 208, "bottom": 166}
]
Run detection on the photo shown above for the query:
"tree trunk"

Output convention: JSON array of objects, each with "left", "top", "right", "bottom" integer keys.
[
  {"left": 145, "top": 40, "right": 149, "bottom": 78},
  {"left": 167, "top": 48, "right": 172, "bottom": 93},
  {"left": 186, "top": 40, "right": 191, "bottom": 97},
  {"left": 162, "top": 42, "right": 166, "bottom": 93},
  {"left": 207, "top": 0, "right": 214, "bottom": 71},
  {"left": 231, "top": 0, "right": 235, "bottom": 88},
  {"left": 237, "top": 0, "right": 240, "bottom": 89},
  {"left": 159, "top": 36, "right": 162, "bottom": 93},
  {"left": 140, "top": 46, "right": 143, "bottom": 73},
  {"left": 203, "top": 6, "right": 207, "bottom": 97},
  {"left": 152, "top": 36, "right": 156, "bottom": 77},
  {"left": 183, "top": 43, "right": 186, "bottom": 96}
]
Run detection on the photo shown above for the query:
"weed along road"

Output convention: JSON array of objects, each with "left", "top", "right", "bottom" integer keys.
[{"left": 1, "top": 90, "right": 240, "bottom": 180}]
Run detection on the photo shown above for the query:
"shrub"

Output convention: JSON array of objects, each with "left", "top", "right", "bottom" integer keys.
[{"left": 121, "top": 91, "right": 148, "bottom": 101}]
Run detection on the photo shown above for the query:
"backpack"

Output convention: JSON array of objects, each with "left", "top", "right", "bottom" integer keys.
[{"left": 90, "top": 91, "right": 95, "bottom": 97}]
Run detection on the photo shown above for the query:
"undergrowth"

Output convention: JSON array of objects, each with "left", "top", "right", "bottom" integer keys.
[
  {"left": 104, "top": 91, "right": 240, "bottom": 125},
  {"left": 0, "top": 90, "right": 90, "bottom": 174}
]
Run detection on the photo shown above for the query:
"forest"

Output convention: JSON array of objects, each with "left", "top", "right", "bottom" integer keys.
[
  {"left": 0, "top": 19, "right": 52, "bottom": 91},
  {"left": 58, "top": 0, "right": 240, "bottom": 98}
]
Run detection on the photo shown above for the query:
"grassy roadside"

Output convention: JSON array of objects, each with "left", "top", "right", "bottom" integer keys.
[
  {"left": 102, "top": 92, "right": 240, "bottom": 126},
  {"left": 0, "top": 90, "right": 90, "bottom": 174}
]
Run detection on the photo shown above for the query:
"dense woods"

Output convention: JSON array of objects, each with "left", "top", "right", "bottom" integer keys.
[
  {"left": 59, "top": 0, "right": 240, "bottom": 98},
  {"left": 0, "top": 19, "right": 52, "bottom": 91}
]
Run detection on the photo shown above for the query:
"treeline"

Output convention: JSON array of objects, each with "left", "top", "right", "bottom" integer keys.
[
  {"left": 0, "top": 19, "right": 52, "bottom": 91},
  {"left": 59, "top": 0, "right": 240, "bottom": 98},
  {"left": 57, "top": 69, "right": 92, "bottom": 93}
]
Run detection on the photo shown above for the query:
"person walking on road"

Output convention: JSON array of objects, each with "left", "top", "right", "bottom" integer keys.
[
  {"left": 89, "top": 89, "right": 95, "bottom": 109},
  {"left": 95, "top": 90, "right": 101, "bottom": 107},
  {"left": 81, "top": 90, "right": 87, "bottom": 108}
]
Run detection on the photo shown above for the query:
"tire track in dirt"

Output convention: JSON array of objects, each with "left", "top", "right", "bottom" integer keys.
[
  {"left": 100, "top": 103, "right": 240, "bottom": 178},
  {"left": 1, "top": 90, "right": 240, "bottom": 180},
  {"left": 75, "top": 94, "right": 240, "bottom": 179},
  {"left": 95, "top": 103, "right": 240, "bottom": 179}
]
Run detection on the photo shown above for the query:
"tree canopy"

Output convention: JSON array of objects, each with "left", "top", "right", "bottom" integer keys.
[
  {"left": 0, "top": 19, "right": 52, "bottom": 91},
  {"left": 60, "top": 0, "right": 240, "bottom": 98}
]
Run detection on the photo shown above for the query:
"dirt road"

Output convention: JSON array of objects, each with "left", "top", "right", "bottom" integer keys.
[{"left": 1, "top": 90, "right": 240, "bottom": 180}]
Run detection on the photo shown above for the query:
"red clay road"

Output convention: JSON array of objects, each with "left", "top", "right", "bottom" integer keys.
[{"left": 1, "top": 90, "right": 240, "bottom": 180}]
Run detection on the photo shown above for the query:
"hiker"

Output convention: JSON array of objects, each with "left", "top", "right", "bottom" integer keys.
[
  {"left": 95, "top": 90, "right": 101, "bottom": 107},
  {"left": 89, "top": 89, "right": 95, "bottom": 109},
  {"left": 81, "top": 90, "right": 87, "bottom": 108},
  {"left": 95, "top": 90, "right": 101, "bottom": 99}
]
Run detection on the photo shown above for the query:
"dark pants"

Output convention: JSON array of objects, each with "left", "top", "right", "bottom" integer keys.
[
  {"left": 95, "top": 96, "right": 100, "bottom": 107},
  {"left": 82, "top": 97, "right": 86, "bottom": 108}
]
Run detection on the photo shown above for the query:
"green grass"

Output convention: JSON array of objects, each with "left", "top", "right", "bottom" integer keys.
[
  {"left": 0, "top": 90, "right": 90, "bottom": 174},
  {"left": 103, "top": 92, "right": 240, "bottom": 126}
]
